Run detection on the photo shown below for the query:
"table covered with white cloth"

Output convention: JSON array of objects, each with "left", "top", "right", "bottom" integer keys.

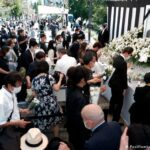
[{"left": 102, "top": 66, "right": 150, "bottom": 125}]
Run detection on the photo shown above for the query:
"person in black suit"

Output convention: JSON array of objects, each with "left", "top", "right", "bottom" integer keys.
[
  {"left": 98, "top": 23, "right": 109, "bottom": 47},
  {"left": 72, "top": 28, "right": 85, "bottom": 43},
  {"left": 108, "top": 47, "right": 133, "bottom": 122},
  {"left": 18, "top": 38, "right": 38, "bottom": 72},
  {"left": 18, "top": 29, "right": 28, "bottom": 53},
  {"left": 129, "top": 72, "right": 150, "bottom": 125},
  {"left": 39, "top": 33, "right": 48, "bottom": 54},
  {"left": 66, "top": 66, "right": 91, "bottom": 150},
  {"left": 17, "top": 39, "right": 38, "bottom": 101},
  {"left": 61, "top": 26, "right": 71, "bottom": 50},
  {"left": 81, "top": 104, "right": 121, "bottom": 150}
]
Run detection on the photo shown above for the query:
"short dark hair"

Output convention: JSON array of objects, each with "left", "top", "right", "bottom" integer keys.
[
  {"left": 4, "top": 72, "right": 22, "bottom": 87},
  {"left": 48, "top": 40, "right": 56, "bottom": 50},
  {"left": 18, "top": 29, "right": 24, "bottom": 35},
  {"left": 67, "top": 66, "right": 89, "bottom": 87},
  {"left": 93, "top": 42, "right": 102, "bottom": 49},
  {"left": 122, "top": 47, "right": 134, "bottom": 54},
  {"left": 35, "top": 51, "right": 46, "bottom": 60},
  {"left": 29, "top": 38, "right": 38, "bottom": 48},
  {"left": 37, "top": 61, "right": 49, "bottom": 74},
  {"left": 144, "top": 72, "right": 150, "bottom": 84},
  {"left": 83, "top": 50, "right": 95, "bottom": 65},
  {"left": 40, "top": 33, "right": 46, "bottom": 39}
]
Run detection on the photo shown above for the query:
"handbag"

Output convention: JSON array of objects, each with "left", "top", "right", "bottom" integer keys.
[
  {"left": 0, "top": 106, "right": 14, "bottom": 135},
  {"left": 0, "top": 96, "right": 15, "bottom": 135}
]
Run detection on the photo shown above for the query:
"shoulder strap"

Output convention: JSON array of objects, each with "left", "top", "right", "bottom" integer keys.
[{"left": 7, "top": 97, "right": 14, "bottom": 122}]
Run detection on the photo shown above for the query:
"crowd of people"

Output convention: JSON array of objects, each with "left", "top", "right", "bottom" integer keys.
[{"left": 0, "top": 18, "right": 150, "bottom": 150}]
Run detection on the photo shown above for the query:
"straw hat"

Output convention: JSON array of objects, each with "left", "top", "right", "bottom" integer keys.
[{"left": 20, "top": 128, "right": 48, "bottom": 150}]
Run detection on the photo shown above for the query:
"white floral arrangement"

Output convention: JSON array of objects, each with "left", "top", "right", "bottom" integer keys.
[
  {"left": 128, "top": 68, "right": 144, "bottom": 81},
  {"left": 90, "top": 86, "right": 100, "bottom": 104},
  {"left": 104, "top": 26, "right": 150, "bottom": 65}
]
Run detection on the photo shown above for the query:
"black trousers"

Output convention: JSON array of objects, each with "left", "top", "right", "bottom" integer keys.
[
  {"left": 109, "top": 88, "right": 124, "bottom": 122},
  {"left": 0, "top": 127, "right": 20, "bottom": 150},
  {"left": 63, "top": 41, "right": 70, "bottom": 50}
]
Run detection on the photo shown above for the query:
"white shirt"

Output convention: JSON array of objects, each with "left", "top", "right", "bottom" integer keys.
[
  {"left": 92, "top": 61, "right": 105, "bottom": 75},
  {"left": 0, "top": 87, "right": 20, "bottom": 125},
  {"left": 54, "top": 54, "right": 77, "bottom": 75},
  {"left": 48, "top": 49, "right": 55, "bottom": 65}
]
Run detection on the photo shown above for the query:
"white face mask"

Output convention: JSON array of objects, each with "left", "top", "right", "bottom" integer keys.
[{"left": 12, "top": 86, "right": 21, "bottom": 94}]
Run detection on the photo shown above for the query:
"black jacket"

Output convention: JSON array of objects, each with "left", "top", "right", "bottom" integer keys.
[
  {"left": 129, "top": 86, "right": 150, "bottom": 125},
  {"left": 84, "top": 121, "right": 121, "bottom": 150},
  {"left": 109, "top": 54, "right": 128, "bottom": 90}
]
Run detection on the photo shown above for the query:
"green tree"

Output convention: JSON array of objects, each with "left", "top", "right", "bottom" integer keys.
[
  {"left": 92, "top": 0, "right": 107, "bottom": 30},
  {"left": 69, "top": 0, "right": 107, "bottom": 30},
  {"left": 69, "top": 0, "right": 88, "bottom": 19},
  {"left": 11, "top": 0, "right": 22, "bottom": 17}
]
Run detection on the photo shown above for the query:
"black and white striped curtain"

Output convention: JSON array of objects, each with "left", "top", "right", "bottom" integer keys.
[{"left": 106, "top": 0, "right": 150, "bottom": 40}]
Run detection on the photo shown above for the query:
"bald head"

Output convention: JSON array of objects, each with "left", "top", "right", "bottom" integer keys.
[{"left": 81, "top": 104, "right": 104, "bottom": 124}]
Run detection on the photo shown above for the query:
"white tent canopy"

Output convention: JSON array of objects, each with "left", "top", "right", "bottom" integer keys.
[{"left": 38, "top": 5, "right": 69, "bottom": 15}]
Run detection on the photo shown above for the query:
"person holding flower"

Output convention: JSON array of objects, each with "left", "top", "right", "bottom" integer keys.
[
  {"left": 108, "top": 47, "right": 133, "bottom": 122},
  {"left": 31, "top": 60, "right": 64, "bottom": 136}
]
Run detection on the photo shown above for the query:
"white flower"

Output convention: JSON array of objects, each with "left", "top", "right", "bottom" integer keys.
[
  {"left": 105, "top": 25, "right": 150, "bottom": 64},
  {"left": 33, "top": 98, "right": 40, "bottom": 104},
  {"left": 139, "top": 54, "right": 148, "bottom": 62}
]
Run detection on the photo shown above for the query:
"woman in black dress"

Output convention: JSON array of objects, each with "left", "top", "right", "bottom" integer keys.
[
  {"left": 66, "top": 66, "right": 91, "bottom": 150},
  {"left": 129, "top": 72, "right": 150, "bottom": 125}
]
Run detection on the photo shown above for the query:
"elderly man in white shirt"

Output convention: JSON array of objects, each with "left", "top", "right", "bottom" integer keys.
[
  {"left": 54, "top": 48, "right": 77, "bottom": 75},
  {"left": 0, "top": 72, "right": 30, "bottom": 150}
]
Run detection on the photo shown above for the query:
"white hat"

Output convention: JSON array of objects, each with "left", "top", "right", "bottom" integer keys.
[{"left": 20, "top": 128, "right": 48, "bottom": 150}]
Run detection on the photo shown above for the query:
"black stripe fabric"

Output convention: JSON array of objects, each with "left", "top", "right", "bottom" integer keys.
[
  {"left": 112, "top": 6, "right": 116, "bottom": 39},
  {"left": 135, "top": 6, "right": 140, "bottom": 27},
  {"left": 116, "top": 7, "right": 121, "bottom": 37}
]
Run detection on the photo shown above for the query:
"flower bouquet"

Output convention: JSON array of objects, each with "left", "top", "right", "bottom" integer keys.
[{"left": 104, "top": 25, "right": 150, "bottom": 66}]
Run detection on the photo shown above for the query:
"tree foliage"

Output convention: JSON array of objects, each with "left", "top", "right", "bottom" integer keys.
[
  {"left": 69, "top": 0, "right": 107, "bottom": 29},
  {"left": 69, "top": 0, "right": 88, "bottom": 19},
  {"left": 11, "top": 0, "right": 22, "bottom": 17},
  {"left": 1, "top": 0, "right": 22, "bottom": 17}
]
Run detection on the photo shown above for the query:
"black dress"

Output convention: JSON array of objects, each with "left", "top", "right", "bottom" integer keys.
[
  {"left": 66, "top": 86, "right": 91, "bottom": 150},
  {"left": 129, "top": 85, "right": 150, "bottom": 125}
]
